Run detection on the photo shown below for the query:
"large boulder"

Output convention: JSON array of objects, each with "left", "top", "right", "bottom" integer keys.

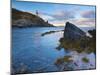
[{"left": 64, "top": 22, "right": 86, "bottom": 41}]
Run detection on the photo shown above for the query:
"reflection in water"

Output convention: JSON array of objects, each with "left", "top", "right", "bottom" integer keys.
[
  {"left": 54, "top": 55, "right": 74, "bottom": 71},
  {"left": 55, "top": 29, "right": 96, "bottom": 71},
  {"left": 12, "top": 27, "right": 96, "bottom": 74},
  {"left": 54, "top": 51, "right": 96, "bottom": 71}
]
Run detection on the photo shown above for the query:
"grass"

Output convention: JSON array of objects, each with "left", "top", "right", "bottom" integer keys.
[
  {"left": 82, "top": 57, "right": 89, "bottom": 63},
  {"left": 55, "top": 56, "right": 72, "bottom": 65}
]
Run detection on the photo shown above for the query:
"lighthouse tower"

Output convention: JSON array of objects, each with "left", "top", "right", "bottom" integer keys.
[{"left": 36, "top": 10, "right": 39, "bottom": 16}]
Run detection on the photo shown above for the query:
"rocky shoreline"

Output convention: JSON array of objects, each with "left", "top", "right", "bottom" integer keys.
[
  {"left": 12, "top": 8, "right": 54, "bottom": 28},
  {"left": 56, "top": 22, "right": 96, "bottom": 54}
]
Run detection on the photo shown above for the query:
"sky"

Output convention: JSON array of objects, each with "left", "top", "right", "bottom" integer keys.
[{"left": 12, "top": 0, "right": 96, "bottom": 27}]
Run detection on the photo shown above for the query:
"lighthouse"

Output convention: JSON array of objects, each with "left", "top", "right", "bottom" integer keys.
[{"left": 36, "top": 10, "right": 39, "bottom": 16}]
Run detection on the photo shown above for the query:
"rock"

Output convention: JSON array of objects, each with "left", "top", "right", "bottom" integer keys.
[
  {"left": 64, "top": 22, "right": 86, "bottom": 41},
  {"left": 12, "top": 8, "right": 54, "bottom": 27}
]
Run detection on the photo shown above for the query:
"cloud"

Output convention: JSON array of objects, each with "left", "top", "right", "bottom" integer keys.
[
  {"left": 38, "top": 9, "right": 96, "bottom": 27},
  {"left": 71, "top": 18, "right": 95, "bottom": 27},
  {"left": 75, "top": 10, "right": 96, "bottom": 27},
  {"left": 38, "top": 10, "right": 75, "bottom": 26},
  {"left": 81, "top": 10, "right": 95, "bottom": 19},
  {"left": 51, "top": 10, "right": 75, "bottom": 20},
  {"left": 39, "top": 10, "right": 75, "bottom": 21},
  {"left": 39, "top": 14, "right": 55, "bottom": 21}
]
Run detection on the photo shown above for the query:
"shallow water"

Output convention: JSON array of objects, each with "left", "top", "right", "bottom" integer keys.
[{"left": 12, "top": 27, "right": 95, "bottom": 74}]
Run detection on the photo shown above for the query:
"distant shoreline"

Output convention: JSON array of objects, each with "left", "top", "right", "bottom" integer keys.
[{"left": 12, "top": 26, "right": 64, "bottom": 28}]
